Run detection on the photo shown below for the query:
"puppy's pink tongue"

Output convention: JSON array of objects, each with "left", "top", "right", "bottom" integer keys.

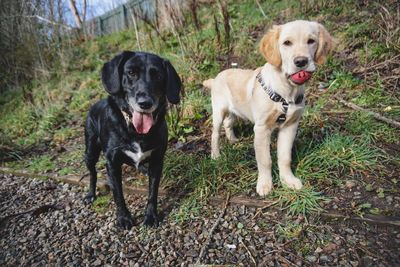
[
  {"left": 290, "top": 70, "right": 312, "bottom": 85},
  {"left": 132, "top": 111, "right": 153, "bottom": 134}
]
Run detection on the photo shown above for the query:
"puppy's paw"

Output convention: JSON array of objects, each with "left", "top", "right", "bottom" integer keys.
[
  {"left": 256, "top": 179, "right": 273, "bottom": 196},
  {"left": 228, "top": 136, "right": 239, "bottom": 144},
  {"left": 116, "top": 212, "right": 135, "bottom": 230},
  {"left": 143, "top": 212, "right": 159, "bottom": 227},
  {"left": 211, "top": 151, "right": 220, "bottom": 160},
  {"left": 281, "top": 176, "right": 303, "bottom": 190},
  {"left": 83, "top": 193, "right": 96, "bottom": 205}
]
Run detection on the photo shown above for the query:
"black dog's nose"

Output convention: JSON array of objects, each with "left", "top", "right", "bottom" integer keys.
[
  {"left": 138, "top": 99, "right": 153, "bottom": 110},
  {"left": 294, "top": 56, "right": 309, "bottom": 68}
]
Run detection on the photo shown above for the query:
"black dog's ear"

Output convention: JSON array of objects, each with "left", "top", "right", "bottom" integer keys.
[
  {"left": 164, "top": 60, "right": 182, "bottom": 104},
  {"left": 101, "top": 51, "right": 135, "bottom": 94}
]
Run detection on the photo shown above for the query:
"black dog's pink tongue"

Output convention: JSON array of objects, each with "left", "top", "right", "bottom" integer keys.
[
  {"left": 132, "top": 111, "right": 153, "bottom": 134},
  {"left": 290, "top": 70, "right": 312, "bottom": 85}
]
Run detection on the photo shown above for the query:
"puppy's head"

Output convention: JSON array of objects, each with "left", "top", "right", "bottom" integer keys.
[
  {"left": 260, "top": 20, "right": 333, "bottom": 85},
  {"left": 101, "top": 51, "right": 182, "bottom": 134}
]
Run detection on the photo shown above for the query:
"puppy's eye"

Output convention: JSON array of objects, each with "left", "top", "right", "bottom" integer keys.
[
  {"left": 283, "top": 40, "right": 292, "bottom": 46},
  {"left": 307, "top": 39, "right": 316, "bottom": 44}
]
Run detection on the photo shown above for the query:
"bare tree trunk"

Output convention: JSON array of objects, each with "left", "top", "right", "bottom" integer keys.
[
  {"left": 68, "top": 0, "right": 82, "bottom": 28},
  {"left": 190, "top": 0, "right": 200, "bottom": 30},
  {"left": 82, "top": 0, "right": 87, "bottom": 23},
  {"left": 217, "top": 0, "right": 230, "bottom": 50}
]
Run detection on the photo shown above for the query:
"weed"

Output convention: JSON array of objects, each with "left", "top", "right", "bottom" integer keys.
[
  {"left": 53, "top": 127, "right": 79, "bottom": 145},
  {"left": 58, "top": 167, "right": 75, "bottom": 176},
  {"left": 92, "top": 195, "right": 111, "bottom": 214},
  {"left": 28, "top": 155, "right": 56, "bottom": 173},
  {"left": 170, "top": 196, "right": 202, "bottom": 223},
  {"left": 328, "top": 71, "right": 361, "bottom": 91},
  {"left": 272, "top": 187, "right": 327, "bottom": 217},
  {"left": 344, "top": 111, "right": 399, "bottom": 144},
  {"left": 275, "top": 222, "right": 303, "bottom": 240}
]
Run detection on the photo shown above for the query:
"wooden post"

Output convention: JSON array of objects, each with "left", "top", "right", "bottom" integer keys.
[
  {"left": 97, "top": 17, "right": 102, "bottom": 36},
  {"left": 121, "top": 4, "right": 127, "bottom": 30}
]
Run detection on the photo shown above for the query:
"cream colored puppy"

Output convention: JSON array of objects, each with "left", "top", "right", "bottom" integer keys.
[{"left": 203, "top": 20, "right": 333, "bottom": 196}]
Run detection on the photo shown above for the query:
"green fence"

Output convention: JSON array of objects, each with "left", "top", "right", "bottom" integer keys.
[{"left": 84, "top": 0, "right": 156, "bottom": 37}]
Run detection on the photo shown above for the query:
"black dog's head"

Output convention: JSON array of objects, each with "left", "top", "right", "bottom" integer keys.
[{"left": 101, "top": 51, "right": 182, "bottom": 134}]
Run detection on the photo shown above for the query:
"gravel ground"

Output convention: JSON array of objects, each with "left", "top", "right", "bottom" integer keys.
[{"left": 1, "top": 174, "right": 399, "bottom": 266}]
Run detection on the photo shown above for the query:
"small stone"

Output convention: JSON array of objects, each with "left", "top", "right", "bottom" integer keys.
[
  {"left": 38, "top": 232, "right": 47, "bottom": 238},
  {"left": 345, "top": 180, "right": 356, "bottom": 189},
  {"left": 320, "top": 255, "right": 329, "bottom": 262},
  {"left": 93, "top": 259, "right": 102, "bottom": 266},
  {"left": 306, "top": 255, "right": 317, "bottom": 263},
  {"left": 315, "top": 247, "right": 323, "bottom": 253}
]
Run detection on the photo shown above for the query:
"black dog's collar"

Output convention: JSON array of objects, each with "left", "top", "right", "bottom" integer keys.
[{"left": 256, "top": 72, "right": 304, "bottom": 123}]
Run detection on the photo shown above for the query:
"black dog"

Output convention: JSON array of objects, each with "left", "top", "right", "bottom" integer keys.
[{"left": 83, "top": 51, "right": 181, "bottom": 229}]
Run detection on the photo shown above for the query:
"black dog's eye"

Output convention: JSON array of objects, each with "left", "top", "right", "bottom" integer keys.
[
  {"left": 128, "top": 68, "right": 139, "bottom": 78},
  {"left": 307, "top": 39, "right": 316, "bottom": 44},
  {"left": 283, "top": 40, "right": 292, "bottom": 46}
]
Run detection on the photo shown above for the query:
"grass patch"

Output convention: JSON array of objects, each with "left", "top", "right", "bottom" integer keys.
[
  {"left": 344, "top": 111, "right": 400, "bottom": 144},
  {"left": 92, "top": 195, "right": 112, "bottom": 214},
  {"left": 27, "top": 155, "right": 56, "bottom": 173},
  {"left": 295, "top": 134, "right": 385, "bottom": 184},
  {"left": 272, "top": 187, "right": 327, "bottom": 217}
]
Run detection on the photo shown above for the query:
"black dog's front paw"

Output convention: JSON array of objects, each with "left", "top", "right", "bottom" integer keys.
[
  {"left": 83, "top": 193, "right": 96, "bottom": 205},
  {"left": 144, "top": 211, "right": 159, "bottom": 227},
  {"left": 116, "top": 212, "right": 135, "bottom": 230}
]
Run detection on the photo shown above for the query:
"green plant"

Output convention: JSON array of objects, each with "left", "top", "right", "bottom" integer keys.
[
  {"left": 28, "top": 155, "right": 56, "bottom": 173},
  {"left": 296, "top": 134, "right": 385, "bottom": 183},
  {"left": 273, "top": 187, "right": 327, "bottom": 217},
  {"left": 92, "top": 195, "right": 111, "bottom": 214}
]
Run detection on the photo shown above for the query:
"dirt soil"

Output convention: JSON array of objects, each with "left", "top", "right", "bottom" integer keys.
[{"left": 1, "top": 173, "right": 399, "bottom": 266}]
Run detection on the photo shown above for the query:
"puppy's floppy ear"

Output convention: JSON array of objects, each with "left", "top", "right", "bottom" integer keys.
[
  {"left": 315, "top": 24, "right": 334, "bottom": 65},
  {"left": 164, "top": 60, "right": 182, "bottom": 104},
  {"left": 259, "top": 25, "right": 281, "bottom": 68},
  {"left": 101, "top": 51, "right": 135, "bottom": 94}
]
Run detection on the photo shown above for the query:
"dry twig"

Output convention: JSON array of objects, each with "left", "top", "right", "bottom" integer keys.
[
  {"left": 240, "top": 239, "right": 257, "bottom": 266},
  {"left": 335, "top": 97, "right": 400, "bottom": 128}
]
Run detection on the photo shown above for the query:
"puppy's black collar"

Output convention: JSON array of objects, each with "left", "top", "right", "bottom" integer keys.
[{"left": 256, "top": 72, "right": 304, "bottom": 123}]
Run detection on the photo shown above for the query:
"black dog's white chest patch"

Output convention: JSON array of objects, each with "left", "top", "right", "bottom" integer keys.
[{"left": 124, "top": 143, "right": 153, "bottom": 167}]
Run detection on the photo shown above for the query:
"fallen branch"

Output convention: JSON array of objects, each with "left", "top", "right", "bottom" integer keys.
[
  {"left": 252, "top": 200, "right": 279, "bottom": 219},
  {"left": 0, "top": 204, "right": 63, "bottom": 227},
  {"left": 196, "top": 194, "right": 230, "bottom": 264},
  {"left": 209, "top": 195, "right": 273, "bottom": 208},
  {"left": 321, "top": 212, "right": 400, "bottom": 227},
  {"left": 336, "top": 97, "right": 400, "bottom": 128}
]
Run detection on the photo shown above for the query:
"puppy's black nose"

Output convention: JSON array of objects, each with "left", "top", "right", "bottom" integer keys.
[
  {"left": 138, "top": 100, "right": 153, "bottom": 110},
  {"left": 294, "top": 56, "right": 309, "bottom": 68}
]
